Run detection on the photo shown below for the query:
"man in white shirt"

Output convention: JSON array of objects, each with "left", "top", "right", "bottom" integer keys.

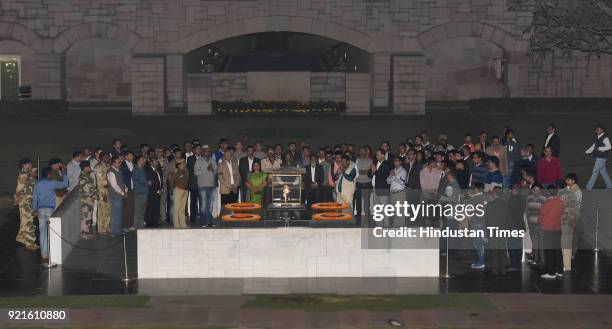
[
  {"left": 66, "top": 151, "right": 83, "bottom": 192},
  {"left": 386, "top": 157, "right": 407, "bottom": 226},
  {"left": 585, "top": 124, "right": 612, "bottom": 190}
]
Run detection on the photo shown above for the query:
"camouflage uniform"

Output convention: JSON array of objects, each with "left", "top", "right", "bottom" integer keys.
[
  {"left": 14, "top": 168, "right": 38, "bottom": 249},
  {"left": 78, "top": 171, "right": 98, "bottom": 235},
  {"left": 94, "top": 162, "right": 111, "bottom": 233}
]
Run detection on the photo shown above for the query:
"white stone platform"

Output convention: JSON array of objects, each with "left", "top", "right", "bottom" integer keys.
[{"left": 137, "top": 228, "right": 439, "bottom": 278}]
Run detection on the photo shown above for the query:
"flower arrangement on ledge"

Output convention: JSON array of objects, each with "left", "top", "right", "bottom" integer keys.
[{"left": 212, "top": 100, "right": 346, "bottom": 116}]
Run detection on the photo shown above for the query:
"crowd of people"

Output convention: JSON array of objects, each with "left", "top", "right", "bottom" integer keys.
[{"left": 12, "top": 123, "right": 611, "bottom": 277}]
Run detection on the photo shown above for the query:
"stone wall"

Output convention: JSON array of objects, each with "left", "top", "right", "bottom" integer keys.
[
  {"left": 393, "top": 56, "right": 427, "bottom": 115},
  {"left": 2, "top": 0, "right": 611, "bottom": 114},
  {"left": 137, "top": 228, "right": 439, "bottom": 278},
  {"left": 310, "top": 72, "right": 346, "bottom": 102},
  {"left": 211, "top": 73, "right": 247, "bottom": 102},
  {"left": 131, "top": 56, "right": 164, "bottom": 115}
]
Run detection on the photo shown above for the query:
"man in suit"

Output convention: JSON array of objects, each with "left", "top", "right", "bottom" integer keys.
[
  {"left": 218, "top": 147, "right": 240, "bottom": 205},
  {"left": 145, "top": 157, "right": 163, "bottom": 227},
  {"left": 403, "top": 149, "right": 422, "bottom": 204},
  {"left": 238, "top": 145, "right": 259, "bottom": 202},
  {"left": 304, "top": 154, "right": 324, "bottom": 206},
  {"left": 120, "top": 150, "right": 135, "bottom": 230},
  {"left": 368, "top": 149, "right": 392, "bottom": 216},
  {"left": 186, "top": 144, "right": 201, "bottom": 223},
  {"left": 543, "top": 123, "right": 561, "bottom": 158}
]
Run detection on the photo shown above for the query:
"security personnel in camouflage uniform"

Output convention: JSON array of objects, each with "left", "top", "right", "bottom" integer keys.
[
  {"left": 14, "top": 158, "right": 38, "bottom": 250},
  {"left": 78, "top": 161, "right": 98, "bottom": 239},
  {"left": 95, "top": 153, "right": 112, "bottom": 234}
]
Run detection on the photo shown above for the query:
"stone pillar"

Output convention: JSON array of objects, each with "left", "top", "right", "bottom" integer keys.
[
  {"left": 131, "top": 56, "right": 165, "bottom": 115},
  {"left": 166, "top": 54, "right": 184, "bottom": 109},
  {"left": 33, "top": 53, "right": 63, "bottom": 100},
  {"left": 372, "top": 52, "right": 391, "bottom": 107},
  {"left": 393, "top": 55, "right": 427, "bottom": 115},
  {"left": 187, "top": 74, "right": 212, "bottom": 115},
  {"left": 345, "top": 73, "right": 371, "bottom": 115}
]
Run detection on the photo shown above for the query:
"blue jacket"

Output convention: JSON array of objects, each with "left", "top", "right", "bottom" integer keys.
[
  {"left": 32, "top": 175, "right": 69, "bottom": 211},
  {"left": 132, "top": 167, "right": 148, "bottom": 195}
]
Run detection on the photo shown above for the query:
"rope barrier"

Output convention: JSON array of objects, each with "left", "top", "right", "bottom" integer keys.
[{"left": 48, "top": 225, "right": 124, "bottom": 251}]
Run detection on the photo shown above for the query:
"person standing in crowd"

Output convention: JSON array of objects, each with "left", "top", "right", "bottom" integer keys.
[
  {"left": 171, "top": 161, "right": 189, "bottom": 228},
  {"left": 584, "top": 124, "right": 612, "bottom": 189},
  {"left": 507, "top": 184, "right": 527, "bottom": 270},
  {"left": 319, "top": 150, "right": 334, "bottom": 202},
  {"left": 469, "top": 152, "right": 487, "bottom": 187},
  {"left": 239, "top": 145, "right": 259, "bottom": 202},
  {"left": 282, "top": 151, "right": 298, "bottom": 168},
  {"left": 304, "top": 154, "right": 323, "bottom": 206},
  {"left": 94, "top": 153, "right": 112, "bottom": 235},
  {"left": 234, "top": 141, "right": 246, "bottom": 160},
  {"left": 218, "top": 148, "right": 240, "bottom": 205},
  {"left": 420, "top": 157, "right": 441, "bottom": 201},
  {"left": 503, "top": 129, "right": 520, "bottom": 189},
  {"left": 486, "top": 136, "right": 508, "bottom": 187},
  {"left": 558, "top": 173, "right": 582, "bottom": 271},
  {"left": 32, "top": 167, "right": 69, "bottom": 259},
  {"left": 214, "top": 138, "right": 229, "bottom": 163},
  {"left": 329, "top": 152, "right": 342, "bottom": 200},
  {"left": 369, "top": 149, "right": 392, "bottom": 213},
  {"left": 380, "top": 140, "right": 394, "bottom": 161},
  {"left": 542, "top": 123, "right": 561, "bottom": 158},
  {"left": 132, "top": 155, "right": 148, "bottom": 229},
  {"left": 354, "top": 147, "right": 373, "bottom": 216},
  {"left": 14, "top": 158, "right": 38, "bottom": 250},
  {"left": 404, "top": 149, "right": 422, "bottom": 205},
  {"left": 484, "top": 156, "right": 503, "bottom": 192},
  {"left": 186, "top": 144, "right": 202, "bottom": 222},
  {"left": 468, "top": 182, "right": 487, "bottom": 269},
  {"left": 261, "top": 146, "right": 281, "bottom": 173},
  {"left": 539, "top": 186, "right": 565, "bottom": 279},
  {"left": 512, "top": 148, "right": 538, "bottom": 187},
  {"left": 335, "top": 155, "right": 357, "bottom": 212},
  {"left": 525, "top": 183, "right": 546, "bottom": 267},
  {"left": 183, "top": 140, "right": 193, "bottom": 159},
  {"left": 387, "top": 156, "right": 407, "bottom": 226},
  {"left": 145, "top": 157, "right": 162, "bottom": 228},
  {"left": 90, "top": 148, "right": 103, "bottom": 170},
  {"left": 66, "top": 151, "right": 83, "bottom": 192},
  {"left": 107, "top": 156, "right": 127, "bottom": 237},
  {"left": 78, "top": 161, "right": 97, "bottom": 239},
  {"left": 48, "top": 158, "right": 67, "bottom": 209},
  {"left": 454, "top": 160, "right": 470, "bottom": 189},
  {"left": 485, "top": 186, "right": 510, "bottom": 275},
  {"left": 110, "top": 139, "right": 122, "bottom": 158},
  {"left": 120, "top": 151, "right": 136, "bottom": 230},
  {"left": 246, "top": 161, "right": 267, "bottom": 205},
  {"left": 253, "top": 141, "right": 266, "bottom": 159},
  {"left": 194, "top": 145, "right": 217, "bottom": 227},
  {"left": 537, "top": 146, "right": 562, "bottom": 187}
]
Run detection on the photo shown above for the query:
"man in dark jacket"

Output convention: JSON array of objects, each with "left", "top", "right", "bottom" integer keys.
[
  {"left": 368, "top": 149, "right": 392, "bottom": 214},
  {"left": 542, "top": 123, "right": 560, "bottom": 157},
  {"left": 120, "top": 151, "right": 135, "bottom": 230},
  {"left": 145, "top": 157, "right": 163, "bottom": 227},
  {"left": 403, "top": 149, "right": 422, "bottom": 205},
  {"left": 304, "top": 154, "right": 324, "bottom": 206},
  {"left": 238, "top": 145, "right": 260, "bottom": 202}
]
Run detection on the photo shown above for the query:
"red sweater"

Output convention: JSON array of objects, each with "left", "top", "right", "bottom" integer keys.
[
  {"left": 536, "top": 156, "right": 562, "bottom": 185},
  {"left": 538, "top": 197, "right": 564, "bottom": 231}
]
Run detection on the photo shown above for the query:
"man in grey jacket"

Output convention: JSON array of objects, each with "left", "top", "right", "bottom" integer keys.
[{"left": 194, "top": 145, "right": 217, "bottom": 227}]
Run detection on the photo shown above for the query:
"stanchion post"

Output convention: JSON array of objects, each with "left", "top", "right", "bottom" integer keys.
[
  {"left": 36, "top": 155, "right": 40, "bottom": 180},
  {"left": 442, "top": 234, "right": 452, "bottom": 279},
  {"left": 121, "top": 230, "right": 134, "bottom": 282},
  {"left": 594, "top": 205, "right": 600, "bottom": 253},
  {"left": 44, "top": 220, "right": 57, "bottom": 269}
]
